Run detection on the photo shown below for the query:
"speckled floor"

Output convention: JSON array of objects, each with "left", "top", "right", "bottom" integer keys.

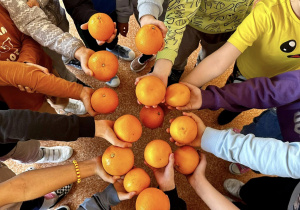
[{"left": 4, "top": 7, "right": 264, "bottom": 210}]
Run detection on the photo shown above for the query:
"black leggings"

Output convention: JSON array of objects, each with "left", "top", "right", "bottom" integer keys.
[{"left": 234, "top": 177, "right": 299, "bottom": 210}]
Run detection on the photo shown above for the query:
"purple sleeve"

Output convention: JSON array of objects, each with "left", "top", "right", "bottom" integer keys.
[{"left": 201, "top": 70, "right": 300, "bottom": 112}]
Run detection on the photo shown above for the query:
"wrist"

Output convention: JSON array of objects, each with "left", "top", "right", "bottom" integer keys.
[
  {"left": 159, "top": 182, "right": 175, "bottom": 192},
  {"left": 94, "top": 120, "right": 106, "bottom": 138},
  {"left": 140, "top": 15, "right": 155, "bottom": 26},
  {"left": 74, "top": 46, "right": 86, "bottom": 61}
]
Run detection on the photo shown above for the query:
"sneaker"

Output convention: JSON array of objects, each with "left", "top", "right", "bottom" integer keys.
[
  {"left": 224, "top": 179, "right": 244, "bottom": 199},
  {"left": 56, "top": 206, "right": 70, "bottom": 210},
  {"left": 217, "top": 110, "right": 242, "bottom": 125},
  {"left": 66, "top": 59, "right": 82, "bottom": 70},
  {"left": 36, "top": 146, "right": 73, "bottom": 163},
  {"left": 130, "top": 55, "right": 156, "bottom": 72},
  {"left": 25, "top": 166, "right": 36, "bottom": 172},
  {"left": 229, "top": 163, "right": 251, "bottom": 175},
  {"left": 64, "top": 99, "right": 87, "bottom": 115},
  {"left": 106, "top": 45, "right": 135, "bottom": 61},
  {"left": 46, "top": 184, "right": 72, "bottom": 209},
  {"left": 167, "top": 69, "right": 184, "bottom": 86},
  {"left": 105, "top": 75, "right": 120, "bottom": 87}
]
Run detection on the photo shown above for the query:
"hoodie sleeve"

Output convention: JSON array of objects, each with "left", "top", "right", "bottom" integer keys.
[{"left": 201, "top": 70, "right": 300, "bottom": 112}]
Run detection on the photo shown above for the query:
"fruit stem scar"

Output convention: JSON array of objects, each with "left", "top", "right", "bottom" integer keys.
[
  {"left": 102, "top": 94, "right": 106, "bottom": 97},
  {"left": 111, "top": 153, "right": 115, "bottom": 158},
  {"left": 102, "top": 64, "right": 105, "bottom": 67}
]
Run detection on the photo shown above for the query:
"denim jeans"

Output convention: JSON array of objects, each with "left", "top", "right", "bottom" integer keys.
[{"left": 241, "top": 108, "right": 283, "bottom": 140}]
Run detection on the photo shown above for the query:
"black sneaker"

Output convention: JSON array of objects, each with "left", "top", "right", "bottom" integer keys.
[
  {"left": 66, "top": 59, "right": 82, "bottom": 70},
  {"left": 106, "top": 45, "right": 135, "bottom": 61},
  {"left": 217, "top": 110, "right": 242, "bottom": 125},
  {"left": 49, "top": 184, "right": 73, "bottom": 208},
  {"left": 56, "top": 206, "right": 70, "bottom": 210},
  {"left": 167, "top": 69, "right": 184, "bottom": 86}
]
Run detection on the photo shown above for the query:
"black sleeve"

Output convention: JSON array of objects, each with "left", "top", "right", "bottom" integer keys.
[
  {"left": 63, "top": 0, "right": 98, "bottom": 24},
  {"left": 164, "top": 188, "right": 187, "bottom": 210},
  {"left": 77, "top": 184, "right": 120, "bottom": 210},
  {"left": 0, "top": 109, "right": 95, "bottom": 144}
]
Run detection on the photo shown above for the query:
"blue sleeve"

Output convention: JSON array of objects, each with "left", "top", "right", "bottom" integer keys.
[
  {"left": 201, "top": 127, "right": 300, "bottom": 178},
  {"left": 77, "top": 184, "right": 120, "bottom": 210},
  {"left": 201, "top": 70, "right": 300, "bottom": 112}
]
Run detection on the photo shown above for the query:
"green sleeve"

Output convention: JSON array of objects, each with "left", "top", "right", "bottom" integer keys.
[{"left": 156, "top": 0, "right": 201, "bottom": 63}]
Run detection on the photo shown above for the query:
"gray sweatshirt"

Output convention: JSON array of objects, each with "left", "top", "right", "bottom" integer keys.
[{"left": 0, "top": 0, "right": 84, "bottom": 59}]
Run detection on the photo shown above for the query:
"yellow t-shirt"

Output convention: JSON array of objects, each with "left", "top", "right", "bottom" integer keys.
[
  {"left": 228, "top": 0, "right": 300, "bottom": 79},
  {"left": 157, "top": 0, "right": 253, "bottom": 63}
]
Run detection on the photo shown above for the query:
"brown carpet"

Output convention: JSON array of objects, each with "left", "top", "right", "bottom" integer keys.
[{"left": 4, "top": 9, "right": 264, "bottom": 210}]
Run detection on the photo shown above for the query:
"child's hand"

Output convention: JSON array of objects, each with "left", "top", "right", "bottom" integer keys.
[
  {"left": 167, "top": 112, "right": 206, "bottom": 147},
  {"left": 94, "top": 156, "right": 120, "bottom": 183},
  {"left": 117, "top": 22, "right": 129, "bottom": 37},
  {"left": 187, "top": 153, "right": 207, "bottom": 189},
  {"left": 27, "top": 0, "right": 40, "bottom": 8},
  {"left": 145, "top": 153, "right": 175, "bottom": 191},
  {"left": 79, "top": 87, "right": 97, "bottom": 116},
  {"left": 94, "top": 120, "right": 133, "bottom": 148},
  {"left": 80, "top": 22, "right": 117, "bottom": 45},
  {"left": 74, "top": 47, "right": 94, "bottom": 77},
  {"left": 175, "top": 82, "right": 202, "bottom": 111},
  {"left": 114, "top": 179, "right": 137, "bottom": 201},
  {"left": 140, "top": 15, "right": 167, "bottom": 38}
]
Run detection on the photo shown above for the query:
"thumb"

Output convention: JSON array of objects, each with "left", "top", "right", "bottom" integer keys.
[
  {"left": 167, "top": 153, "right": 175, "bottom": 168},
  {"left": 81, "top": 23, "right": 88, "bottom": 30},
  {"left": 118, "top": 191, "right": 137, "bottom": 201}
]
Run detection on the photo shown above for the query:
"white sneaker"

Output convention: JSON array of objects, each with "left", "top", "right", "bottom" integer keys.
[
  {"left": 36, "top": 146, "right": 73, "bottom": 163},
  {"left": 64, "top": 99, "right": 87, "bottom": 115},
  {"left": 105, "top": 75, "right": 120, "bottom": 87},
  {"left": 106, "top": 45, "right": 135, "bottom": 61},
  {"left": 224, "top": 179, "right": 244, "bottom": 199}
]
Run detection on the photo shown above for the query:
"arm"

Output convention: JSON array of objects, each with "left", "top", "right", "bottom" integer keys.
[
  {"left": 17, "top": 34, "right": 45, "bottom": 64},
  {"left": 0, "top": 0, "right": 84, "bottom": 60},
  {"left": 0, "top": 61, "right": 82, "bottom": 100},
  {"left": 202, "top": 127, "right": 300, "bottom": 178},
  {"left": 188, "top": 154, "right": 238, "bottom": 210},
  {"left": 182, "top": 4, "right": 270, "bottom": 87},
  {"left": 200, "top": 70, "right": 300, "bottom": 112},
  {"left": 138, "top": 0, "right": 164, "bottom": 20},
  {"left": 181, "top": 42, "right": 241, "bottom": 87},
  {"left": 0, "top": 109, "right": 94, "bottom": 143},
  {"left": 78, "top": 184, "right": 121, "bottom": 210},
  {"left": 0, "top": 157, "right": 118, "bottom": 207},
  {"left": 151, "top": 0, "right": 201, "bottom": 86}
]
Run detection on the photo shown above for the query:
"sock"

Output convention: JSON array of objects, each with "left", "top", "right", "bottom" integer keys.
[{"left": 139, "top": 54, "right": 154, "bottom": 63}]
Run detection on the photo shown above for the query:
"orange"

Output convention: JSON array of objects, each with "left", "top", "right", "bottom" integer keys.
[
  {"left": 139, "top": 106, "right": 164, "bottom": 129},
  {"left": 124, "top": 168, "right": 151, "bottom": 194},
  {"left": 88, "top": 51, "right": 118, "bottom": 81},
  {"left": 170, "top": 116, "right": 197, "bottom": 144},
  {"left": 174, "top": 146, "right": 200, "bottom": 175},
  {"left": 88, "top": 13, "right": 114, "bottom": 41},
  {"left": 136, "top": 188, "right": 170, "bottom": 210},
  {"left": 135, "top": 24, "right": 164, "bottom": 55},
  {"left": 91, "top": 87, "right": 118, "bottom": 114},
  {"left": 136, "top": 76, "right": 166, "bottom": 106},
  {"left": 165, "top": 83, "right": 191, "bottom": 107},
  {"left": 114, "top": 115, "right": 142, "bottom": 143},
  {"left": 144, "top": 140, "right": 172, "bottom": 168},
  {"left": 102, "top": 145, "right": 134, "bottom": 176}
]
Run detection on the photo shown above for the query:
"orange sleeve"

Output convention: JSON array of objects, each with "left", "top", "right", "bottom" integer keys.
[
  {"left": 17, "top": 34, "right": 42, "bottom": 64},
  {"left": 0, "top": 61, "right": 83, "bottom": 99}
]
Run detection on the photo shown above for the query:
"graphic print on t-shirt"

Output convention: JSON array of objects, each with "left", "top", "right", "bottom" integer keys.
[{"left": 280, "top": 40, "right": 300, "bottom": 58}]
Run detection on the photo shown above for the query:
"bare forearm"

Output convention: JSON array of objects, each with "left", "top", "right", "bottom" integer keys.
[
  {"left": 192, "top": 177, "right": 238, "bottom": 210},
  {"left": 0, "top": 158, "right": 98, "bottom": 206},
  {"left": 182, "top": 42, "right": 241, "bottom": 87}
]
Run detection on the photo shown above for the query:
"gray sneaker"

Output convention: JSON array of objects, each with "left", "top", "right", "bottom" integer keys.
[
  {"left": 224, "top": 179, "right": 244, "bottom": 199},
  {"left": 36, "top": 146, "right": 73, "bottom": 163},
  {"left": 105, "top": 75, "right": 120, "bottom": 87},
  {"left": 106, "top": 45, "right": 135, "bottom": 61}
]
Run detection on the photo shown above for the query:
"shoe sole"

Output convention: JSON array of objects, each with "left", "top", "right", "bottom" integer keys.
[{"left": 130, "top": 56, "right": 156, "bottom": 73}]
